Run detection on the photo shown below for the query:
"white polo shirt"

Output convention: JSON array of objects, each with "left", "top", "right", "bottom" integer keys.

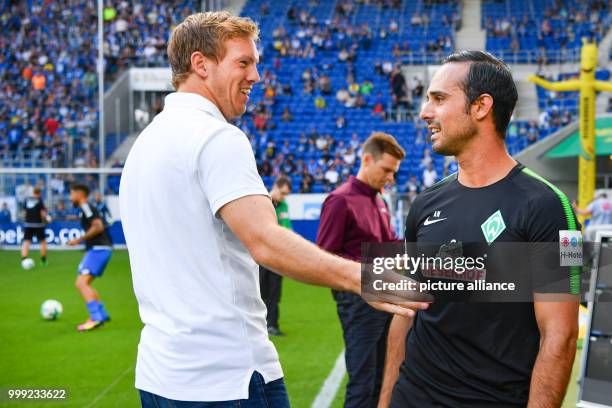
[{"left": 119, "top": 92, "right": 282, "bottom": 401}]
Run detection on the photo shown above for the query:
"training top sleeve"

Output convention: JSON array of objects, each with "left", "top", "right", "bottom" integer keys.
[
  {"left": 527, "top": 189, "right": 581, "bottom": 294},
  {"left": 316, "top": 194, "right": 349, "bottom": 254},
  {"left": 197, "top": 128, "right": 269, "bottom": 217},
  {"left": 526, "top": 192, "right": 575, "bottom": 242},
  {"left": 81, "top": 203, "right": 101, "bottom": 222}
]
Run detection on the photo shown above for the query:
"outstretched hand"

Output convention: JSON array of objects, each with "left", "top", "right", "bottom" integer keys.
[{"left": 361, "top": 264, "right": 433, "bottom": 316}]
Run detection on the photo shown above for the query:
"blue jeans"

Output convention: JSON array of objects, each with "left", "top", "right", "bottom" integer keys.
[{"left": 139, "top": 372, "right": 290, "bottom": 408}]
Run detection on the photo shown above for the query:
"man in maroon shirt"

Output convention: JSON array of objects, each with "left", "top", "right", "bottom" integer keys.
[{"left": 317, "top": 132, "right": 405, "bottom": 408}]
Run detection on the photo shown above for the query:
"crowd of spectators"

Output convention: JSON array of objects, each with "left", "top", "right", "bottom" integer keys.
[
  {"left": 2, "top": 0, "right": 607, "bottom": 200},
  {"left": 533, "top": 68, "right": 611, "bottom": 130},
  {"left": 483, "top": 0, "right": 609, "bottom": 63},
  {"left": 251, "top": 128, "right": 363, "bottom": 193},
  {"left": 10, "top": 169, "right": 118, "bottom": 222},
  {"left": 0, "top": 0, "right": 196, "bottom": 168},
  {"left": 1, "top": 1, "right": 100, "bottom": 166},
  {"left": 234, "top": 0, "right": 458, "bottom": 191}
]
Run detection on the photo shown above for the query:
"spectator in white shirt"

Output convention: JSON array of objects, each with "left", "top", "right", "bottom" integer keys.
[
  {"left": 325, "top": 165, "right": 340, "bottom": 186},
  {"left": 422, "top": 163, "right": 438, "bottom": 188},
  {"left": 316, "top": 134, "right": 329, "bottom": 151},
  {"left": 573, "top": 192, "right": 612, "bottom": 241}
]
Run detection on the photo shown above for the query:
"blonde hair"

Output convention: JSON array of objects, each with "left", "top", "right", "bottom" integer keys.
[
  {"left": 362, "top": 132, "right": 406, "bottom": 160},
  {"left": 167, "top": 11, "right": 259, "bottom": 89}
]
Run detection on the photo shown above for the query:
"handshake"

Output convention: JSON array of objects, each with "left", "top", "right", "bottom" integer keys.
[{"left": 361, "top": 259, "right": 433, "bottom": 318}]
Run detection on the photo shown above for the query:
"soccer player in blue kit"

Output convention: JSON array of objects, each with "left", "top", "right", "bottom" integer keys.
[{"left": 67, "top": 184, "right": 113, "bottom": 332}]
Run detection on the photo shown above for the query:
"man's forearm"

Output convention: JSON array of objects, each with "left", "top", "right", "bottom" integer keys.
[
  {"left": 378, "top": 315, "right": 412, "bottom": 408},
  {"left": 573, "top": 207, "right": 589, "bottom": 216},
  {"left": 528, "top": 335, "right": 576, "bottom": 407},
  {"left": 80, "top": 224, "right": 104, "bottom": 243},
  {"left": 255, "top": 224, "right": 360, "bottom": 294}
]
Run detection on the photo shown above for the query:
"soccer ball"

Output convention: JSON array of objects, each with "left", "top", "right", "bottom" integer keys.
[
  {"left": 21, "top": 258, "right": 35, "bottom": 270},
  {"left": 41, "top": 300, "right": 63, "bottom": 320}
]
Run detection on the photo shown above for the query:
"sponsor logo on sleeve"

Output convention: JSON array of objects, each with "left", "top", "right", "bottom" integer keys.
[{"left": 559, "top": 230, "right": 582, "bottom": 266}]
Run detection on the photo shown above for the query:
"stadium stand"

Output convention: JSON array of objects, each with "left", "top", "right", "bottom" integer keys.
[
  {"left": 1, "top": 0, "right": 610, "bottom": 200},
  {"left": 482, "top": 0, "right": 609, "bottom": 64},
  {"left": 236, "top": 0, "right": 465, "bottom": 193},
  {"left": 534, "top": 68, "right": 611, "bottom": 116},
  {"left": 0, "top": 0, "right": 199, "bottom": 197},
  {"left": 0, "top": 0, "right": 198, "bottom": 170},
  {"left": 3, "top": 1, "right": 98, "bottom": 168}
]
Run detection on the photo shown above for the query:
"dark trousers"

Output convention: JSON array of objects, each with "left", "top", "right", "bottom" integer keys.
[
  {"left": 139, "top": 371, "right": 289, "bottom": 408},
  {"left": 334, "top": 290, "right": 391, "bottom": 408},
  {"left": 259, "top": 266, "right": 282, "bottom": 329}
]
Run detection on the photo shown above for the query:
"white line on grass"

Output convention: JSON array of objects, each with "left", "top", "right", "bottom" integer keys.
[
  {"left": 311, "top": 349, "right": 346, "bottom": 408},
  {"left": 84, "top": 365, "right": 133, "bottom": 408}
]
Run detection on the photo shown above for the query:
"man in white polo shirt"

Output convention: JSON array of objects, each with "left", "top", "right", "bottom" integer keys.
[{"left": 120, "top": 11, "right": 427, "bottom": 407}]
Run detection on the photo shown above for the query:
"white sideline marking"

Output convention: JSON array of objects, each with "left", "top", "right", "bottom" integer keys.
[
  {"left": 311, "top": 349, "right": 346, "bottom": 408},
  {"left": 84, "top": 365, "right": 133, "bottom": 408}
]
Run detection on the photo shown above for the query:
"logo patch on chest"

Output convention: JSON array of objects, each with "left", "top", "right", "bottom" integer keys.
[
  {"left": 423, "top": 210, "right": 447, "bottom": 226},
  {"left": 481, "top": 210, "right": 506, "bottom": 244}
]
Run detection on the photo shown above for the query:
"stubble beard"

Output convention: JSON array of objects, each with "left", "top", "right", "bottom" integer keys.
[{"left": 432, "top": 117, "right": 477, "bottom": 157}]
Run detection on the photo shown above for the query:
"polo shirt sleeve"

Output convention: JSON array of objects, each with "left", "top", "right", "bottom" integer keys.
[
  {"left": 316, "top": 194, "right": 348, "bottom": 253},
  {"left": 197, "top": 128, "right": 269, "bottom": 216}
]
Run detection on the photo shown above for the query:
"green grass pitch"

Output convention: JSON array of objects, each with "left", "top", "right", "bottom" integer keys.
[
  {"left": 0, "top": 250, "right": 580, "bottom": 407},
  {"left": 0, "top": 250, "right": 347, "bottom": 407}
]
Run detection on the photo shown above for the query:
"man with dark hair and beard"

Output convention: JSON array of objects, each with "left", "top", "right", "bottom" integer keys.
[
  {"left": 377, "top": 51, "right": 580, "bottom": 408},
  {"left": 67, "top": 184, "right": 113, "bottom": 331}
]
